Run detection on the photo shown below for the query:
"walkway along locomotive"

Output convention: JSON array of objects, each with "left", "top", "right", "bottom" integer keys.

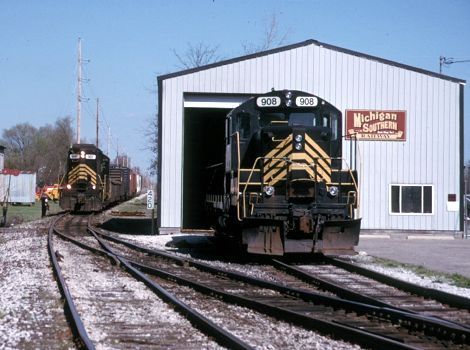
[
  {"left": 205, "top": 90, "right": 361, "bottom": 255},
  {"left": 59, "top": 144, "right": 140, "bottom": 212}
]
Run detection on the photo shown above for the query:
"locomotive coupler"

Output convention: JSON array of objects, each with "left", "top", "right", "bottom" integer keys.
[
  {"left": 314, "top": 215, "right": 325, "bottom": 240},
  {"left": 77, "top": 193, "right": 86, "bottom": 204},
  {"left": 299, "top": 216, "right": 313, "bottom": 233}
]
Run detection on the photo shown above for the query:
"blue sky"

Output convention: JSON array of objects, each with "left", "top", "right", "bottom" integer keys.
[{"left": 1, "top": 0, "right": 469, "bottom": 172}]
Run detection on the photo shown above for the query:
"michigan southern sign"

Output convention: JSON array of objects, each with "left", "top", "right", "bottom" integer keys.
[{"left": 346, "top": 110, "right": 406, "bottom": 141}]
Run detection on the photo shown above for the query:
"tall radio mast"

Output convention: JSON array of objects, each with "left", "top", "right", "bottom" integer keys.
[
  {"left": 96, "top": 98, "right": 99, "bottom": 148},
  {"left": 76, "top": 38, "right": 82, "bottom": 144}
]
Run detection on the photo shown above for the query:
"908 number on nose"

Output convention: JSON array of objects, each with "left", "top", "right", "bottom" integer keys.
[
  {"left": 256, "top": 96, "right": 281, "bottom": 107},
  {"left": 295, "top": 96, "right": 318, "bottom": 107}
]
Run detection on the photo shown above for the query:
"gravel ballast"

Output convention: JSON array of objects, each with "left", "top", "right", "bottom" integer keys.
[
  {"left": 2, "top": 216, "right": 470, "bottom": 349},
  {"left": 0, "top": 219, "right": 75, "bottom": 350}
]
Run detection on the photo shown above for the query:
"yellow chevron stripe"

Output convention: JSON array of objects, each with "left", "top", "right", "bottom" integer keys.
[
  {"left": 291, "top": 152, "right": 313, "bottom": 162},
  {"left": 259, "top": 133, "right": 336, "bottom": 186},
  {"left": 304, "top": 144, "right": 331, "bottom": 176},
  {"left": 304, "top": 142, "right": 331, "bottom": 167},
  {"left": 267, "top": 169, "right": 287, "bottom": 186},
  {"left": 304, "top": 143, "right": 331, "bottom": 167},
  {"left": 68, "top": 164, "right": 97, "bottom": 185},
  {"left": 290, "top": 162, "right": 331, "bottom": 183},
  {"left": 69, "top": 169, "right": 97, "bottom": 181},
  {"left": 69, "top": 170, "right": 96, "bottom": 182},
  {"left": 264, "top": 166, "right": 285, "bottom": 185},
  {"left": 264, "top": 135, "right": 292, "bottom": 159},
  {"left": 73, "top": 164, "right": 96, "bottom": 174},
  {"left": 305, "top": 134, "right": 330, "bottom": 160},
  {"left": 261, "top": 136, "right": 292, "bottom": 186},
  {"left": 290, "top": 147, "right": 332, "bottom": 183},
  {"left": 290, "top": 153, "right": 319, "bottom": 180},
  {"left": 68, "top": 176, "right": 97, "bottom": 186},
  {"left": 69, "top": 164, "right": 97, "bottom": 178},
  {"left": 263, "top": 147, "right": 291, "bottom": 181}
]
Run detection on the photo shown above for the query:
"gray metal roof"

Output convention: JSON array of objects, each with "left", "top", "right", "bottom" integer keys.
[{"left": 158, "top": 39, "right": 466, "bottom": 84}]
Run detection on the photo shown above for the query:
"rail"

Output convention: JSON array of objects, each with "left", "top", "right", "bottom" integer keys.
[
  {"left": 93, "top": 229, "right": 470, "bottom": 346},
  {"left": 325, "top": 256, "right": 470, "bottom": 311},
  {"left": 48, "top": 215, "right": 95, "bottom": 350},
  {"left": 87, "top": 224, "right": 252, "bottom": 350}
]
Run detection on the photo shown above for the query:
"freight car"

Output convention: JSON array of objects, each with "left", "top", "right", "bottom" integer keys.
[
  {"left": 205, "top": 90, "right": 361, "bottom": 256},
  {"left": 59, "top": 144, "right": 139, "bottom": 212}
]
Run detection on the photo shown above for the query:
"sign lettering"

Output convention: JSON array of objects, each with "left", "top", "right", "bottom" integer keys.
[{"left": 346, "top": 110, "right": 406, "bottom": 141}]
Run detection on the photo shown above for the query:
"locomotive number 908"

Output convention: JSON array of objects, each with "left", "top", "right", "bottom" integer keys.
[
  {"left": 256, "top": 96, "right": 281, "bottom": 107},
  {"left": 295, "top": 96, "right": 318, "bottom": 107}
]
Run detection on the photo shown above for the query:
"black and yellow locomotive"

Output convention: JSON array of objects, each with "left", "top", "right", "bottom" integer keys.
[
  {"left": 205, "top": 90, "right": 361, "bottom": 255},
  {"left": 59, "top": 144, "right": 141, "bottom": 212},
  {"left": 59, "top": 144, "right": 110, "bottom": 212}
]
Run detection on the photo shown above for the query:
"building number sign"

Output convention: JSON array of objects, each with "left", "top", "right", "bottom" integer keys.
[{"left": 147, "top": 190, "right": 154, "bottom": 210}]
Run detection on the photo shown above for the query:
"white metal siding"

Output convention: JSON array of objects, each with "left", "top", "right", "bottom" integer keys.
[{"left": 160, "top": 42, "right": 462, "bottom": 231}]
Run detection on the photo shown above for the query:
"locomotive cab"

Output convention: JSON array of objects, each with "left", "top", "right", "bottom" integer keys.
[{"left": 206, "top": 90, "right": 361, "bottom": 256}]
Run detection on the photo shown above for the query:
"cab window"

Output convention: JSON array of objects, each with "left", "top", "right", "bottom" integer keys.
[
  {"left": 322, "top": 112, "right": 339, "bottom": 140},
  {"left": 259, "top": 112, "right": 287, "bottom": 127},
  {"left": 289, "top": 112, "right": 316, "bottom": 126},
  {"left": 289, "top": 111, "right": 339, "bottom": 140},
  {"left": 237, "top": 113, "right": 251, "bottom": 139}
]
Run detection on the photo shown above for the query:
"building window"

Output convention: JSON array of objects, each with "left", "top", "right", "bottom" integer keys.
[{"left": 390, "top": 184, "right": 433, "bottom": 215}]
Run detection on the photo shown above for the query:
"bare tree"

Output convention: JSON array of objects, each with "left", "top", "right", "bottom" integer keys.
[
  {"left": 38, "top": 116, "right": 74, "bottom": 184},
  {"left": 143, "top": 114, "right": 158, "bottom": 176},
  {"left": 149, "top": 42, "right": 221, "bottom": 176},
  {"left": 149, "top": 16, "right": 289, "bottom": 183},
  {"left": 1, "top": 123, "right": 36, "bottom": 170},
  {"left": 1, "top": 117, "right": 73, "bottom": 185},
  {"left": 172, "top": 42, "right": 221, "bottom": 69},
  {"left": 242, "top": 11, "right": 290, "bottom": 54}
]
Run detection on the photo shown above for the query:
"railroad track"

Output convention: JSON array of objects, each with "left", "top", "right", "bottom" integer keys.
[
  {"left": 327, "top": 256, "right": 470, "bottom": 311},
  {"left": 90, "top": 226, "right": 470, "bottom": 349},
  {"left": 48, "top": 214, "right": 251, "bottom": 349},
  {"left": 272, "top": 257, "right": 470, "bottom": 329}
]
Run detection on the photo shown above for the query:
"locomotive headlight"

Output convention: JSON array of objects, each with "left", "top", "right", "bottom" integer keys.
[
  {"left": 286, "top": 99, "right": 293, "bottom": 107},
  {"left": 294, "top": 142, "right": 303, "bottom": 151},
  {"left": 328, "top": 186, "right": 339, "bottom": 197},
  {"left": 92, "top": 185, "right": 96, "bottom": 190},
  {"left": 263, "top": 186, "right": 275, "bottom": 197},
  {"left": 294, "top": 134, "right": 303, "bottom": 142},
  {"left": 80, "top": 151, "right": 85, "bottom": 159},
  {"left": 285, "top": 91, "right": 293, "bottom": 99},
  {"left": 66, "top": 184, "right": 72, "bottom": 190}
]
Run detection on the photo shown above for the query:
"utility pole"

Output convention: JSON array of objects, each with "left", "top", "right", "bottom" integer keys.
[
  {"left": 116, "top": 139, "right": 119, "bottom": 166},
  {"left": 96, "top": 98, "right": 99, "bottom": 148},
  {"left": 77, "top": 38, "right": 82, "bottom": 144},
  {"left": 439, "top": 56, "right": 470, "bottom": 74},
  {"left": 107, "top": 126, "right": 110, "bottom": 156},
  {"left": 465, "top": 166, "right": 469, "bottom": 238}
]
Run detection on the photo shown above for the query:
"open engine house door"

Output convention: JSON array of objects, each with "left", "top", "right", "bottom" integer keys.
[{"left": 182, "top": 108, "right": 230, "bottom": 229}]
